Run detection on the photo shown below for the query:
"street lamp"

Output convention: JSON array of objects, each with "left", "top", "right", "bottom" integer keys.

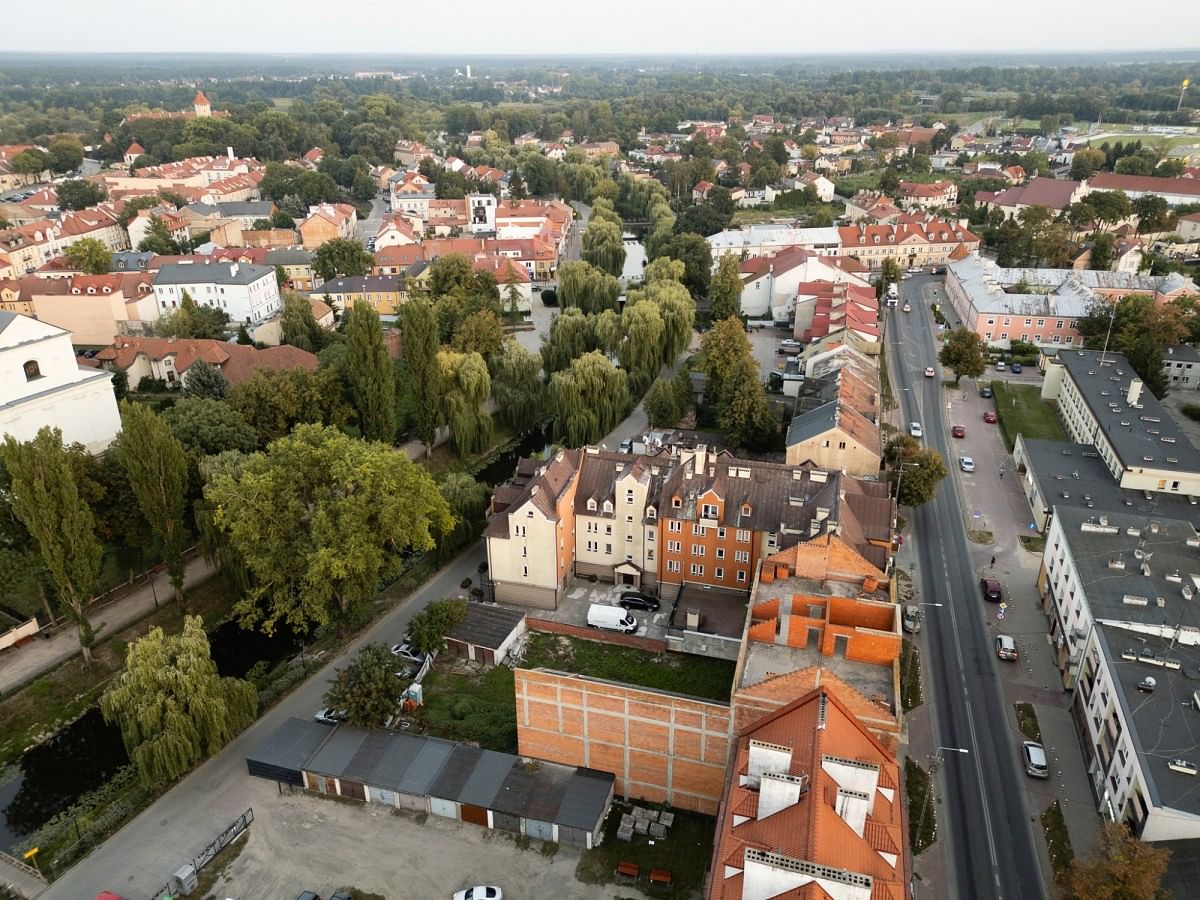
[
  {"left": 916, "top": 747, "right": 969, "bottom": 855},
  {"left": 919, "top": 602, "right": 944, "bottom": 609},
  {"left": 935, "top": 746, "right": 969, "bottom": 761}
]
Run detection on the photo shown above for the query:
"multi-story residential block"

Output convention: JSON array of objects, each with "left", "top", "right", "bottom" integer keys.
[
  {"left": 1163, "top": 344, "right": 1200, "bottom": 392},
  {"left": 1041, "top": 349, "right": 1200, "bottom": 496},
  {"left": 896, "top": 179, "right": 958, "bottom": 210},
  {"left": 265, "top": 248, "right": 317, "bottom": 291},
  {"left": 0, "top": 311, "right": 121, "bottom": 452},
  {"left": 298, "top": 203, "right": 357, "bottom": 249},
  {"left": 152, "top": 260, "right": 281, "bottom": 325},
  {"left": 316, "top": 274, "right": 409, "bottom": 315}
]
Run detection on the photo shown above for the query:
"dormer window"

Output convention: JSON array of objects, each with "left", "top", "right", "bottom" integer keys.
[
  {"left": 23, "top": 360, "right": 42, "bottom": 381},
  {"left": 87, "top": 287, "right": 96, "bottom": 294},
  {"left": 647, "top": 506, "right": 656, "bottom": 519},
  {"left": 672, "top": 496, "right": 682, "bottom": 509},
  {"left": 741, "top": 503, "right": 752, "bottom": 516},
  {"left": 587, "top": 498, "right": 597, "bottom": 511},
  {"left": 602, "top": 500, "right": 613, "bottom": 514}
]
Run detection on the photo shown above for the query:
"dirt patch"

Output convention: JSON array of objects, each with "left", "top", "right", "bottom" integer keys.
[
  {"left": 904, "top": 758, "right": 936, "bottom": 854},
  {"left": 901, "top": 640, "right": 923, "bottom": 712},
  {"left": 896, "top": 568, "right": 916, "bottom": 604},
  {"left": 967, "top": 529, "right": 994, "bottom": 545}
]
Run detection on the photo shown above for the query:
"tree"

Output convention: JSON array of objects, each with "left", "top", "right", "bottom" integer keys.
[
  {"left": 508, "top": 170, "right": 528, "bottom": 201},
  {"left": 619, "top": 299, "right": 666, "bottom": 389},
  {"left": 428, "top": 253, "right": 475, "bottom": 298},
  {"left": 1133, "top": 194, "right": 1171, "bottom": 234},
  {"left": 180, "top": 358, "right": 230, "bottom": 400},
  {"left": 644, "top": 375, "right": 689, "bottom": 427},
  {"left": 345, "top": 301, "right": 396, "bottom": 443},
  {"left": 654, "top": 232, "right": 713, "bottom": 298},
  {"left": 674, "top": 203, "right": 731, "bottom": 237},
  {"left": 878, "top": 258, "right": 903, "bottom": 298},
  {"left": 547, "top": 351, "right": 630, "bottom": 446},
  {"left": 162, "top": 397, "right": 258, "bottom": 457},
  {"left": 437, "top": 350, "right": 493, "bottom": 455},
  {"left": 0, "top": 428, "right": 104, "bottom": 663},
  {"left": 64, "top": 238, "right": 112, "bottom": 275},
  {"left": 491, "top": 340, "right": 545, "bottom": 434},
  {"left": 879, "top": 168, "right": 900, "bottom": 193},
  {"left": 644, "top": 257, "right": 685, "bottom": 285},
  {"left": 100, "top": 616, "right": 256, "bottom": 786},
  {"left": 558, "top": 260, "right": 620, "bottom": 314},
  {"left": 47, "top": 137, "right": 84, "bottom": 173},
  {"left": 581, "top": 218, "right": 627, "bottom": 278},
  {"left": 438, "top": 473, "right": 489, "bottom": 558},
  {"left": 452, "top": 309, "right": 505, "bottom": 359},
  {"left": 1077, "top": 294, "right": 1188, "bottom": 397},
  {"left": 204, "top": 425, "right": 453, "bottom": 633},
  {"left": 1058, "top": 822, "right": 1169, "bottom": 900},
  {"left": 698, "top": 316, "right": 753, "bottom": 402},
  {"left": 56, "top": 178, "right": 105, "bottom": 211},
  {"left": 9, "top": 148, "right": 49, "bottom": 181},
  {"left": 137, "top": 216, "right": 182, "bottom": 255},
  {"left": 708, "top": 253, "right": 743, "bottom": 322},
  {"left": 1069, "top": 148, "right": 1106, "bottom": 181},
  {"left": 541, "top": 307, "right": 599, "bottom": 375},
  {"left": 1090, "top": 232, "right": 1115, "bottom": 271},
  {"left": 227, "top": 367, "right": 349, "bottom": 445},
  {"left": 718, "top": 355, "right": 776, "bottom": 449},
  {"left": 407, "top": 598, "right": 468, "bottom": 656},
  {"left": 114, "top": 402, "right": 190, "bottom": 608},
  {"left": 884, "top": 435, "right": 948, "bottom": 507},
  {"left": 400, "top": 298, "right": 442, "bottom": 456},
  {"left": 938, "top": 327, "right": 987, "bottom": 385},
  {"left": 280, "top": 291, "right": 327, "bottom": 352},
  {"left": 311, "top": 237, "right": 373, "bottom": 281},
  {"left": 321, "top": 643, "right": 407, "bottom": 729},
  {"left": 155, "top": 291, "right": 229, "bottom": 340}
]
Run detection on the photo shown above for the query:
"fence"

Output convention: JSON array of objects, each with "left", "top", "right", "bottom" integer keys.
[{"left": 148, "top": 807, "right": 253, "bottom": 900}]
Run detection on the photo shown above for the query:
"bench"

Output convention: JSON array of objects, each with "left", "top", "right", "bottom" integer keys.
[
  {"left": 616, "top": 860, "right": 640, "bottom": 879},
  {"left": 650, "top": 868, "right": 673, "bottom": 886}
]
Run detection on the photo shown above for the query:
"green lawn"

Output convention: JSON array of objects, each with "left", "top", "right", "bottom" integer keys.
[
  {"left": 417, "top": 662, "right": 518, "bottom": 753},
  {"left": 521, "top": 633, "right": 735, "bottom": 702},
  {"left": 904, "top": 758, "right": 936, "bottom": 854},
  {"left": 901, "top": 639, "right": 923, "bottom": 712},
  {"left": 1041, "top": 800, "right": 1075, "bottom": 877},
  {"left": 576, "top": 804, "right": 716, "bottom": 899},
  {"left": 1015, "top": 702, "right": 1042, "bottom": 743},
  {"left": 989, "top": 381, "right": 1066, "bottom": 451}
]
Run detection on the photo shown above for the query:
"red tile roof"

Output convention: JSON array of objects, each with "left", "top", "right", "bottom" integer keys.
[
  {"left": 1088, "top": 172, "right": 1200, "bottom": 198},
  {"left": 96, "top": 336, "right": 317, "bottom": 385}
]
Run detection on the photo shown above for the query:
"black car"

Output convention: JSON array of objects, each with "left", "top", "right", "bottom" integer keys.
[
  {"left": 619, "top": 592, "right": 660, "bottom": 612},
  {"left": 979, "top": 386, "right": 994, "bottom": 399}
]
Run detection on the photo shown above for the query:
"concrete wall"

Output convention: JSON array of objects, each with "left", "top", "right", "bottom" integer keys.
[{"left": 515, "top": 668, "right": 732, "bottom": 815}]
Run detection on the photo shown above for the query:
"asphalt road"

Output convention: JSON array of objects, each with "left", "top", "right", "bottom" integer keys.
[{"left": 889, "top": 275, "right": 1047, "bottom": 900}]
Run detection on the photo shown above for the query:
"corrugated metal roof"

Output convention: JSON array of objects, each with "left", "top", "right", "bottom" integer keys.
[
  {"left": 245, "top": 717, "right": 334, "bottom": 774},
  {"left": 556, "top": 768, "right": 616, "bottom": 829},
  {"left": 304, "top": 727, "right": 366, "bottom": 776},
  {"left": 395, "top": 738, "right": 455, "bottom": 796},
  {"left": 457, "top": 749, "right": 515, "bottom": 808}
]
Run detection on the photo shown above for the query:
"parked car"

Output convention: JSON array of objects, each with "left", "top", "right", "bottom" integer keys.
[
  {"left": 390, "top": 639, "right": 426, "bottom": 665},
  {"left": 453, "top": 888, "right": 502, "bottom": 900},
  {"left": 619, "top": 592, "right": 660, "bottom": 611},
  {"left": 979, "top": 386, "right": 994, "bottom": 399},
  {"left": 330, "top": 893, "right": 352, "bottom": 900},
  {"left": 923, "top": 366, "right": 935, "bottom": 378},
  {"left": 995, "top": 361, "right": 1007, "bottom": 372},
  {"left": 951, "top": 424, "right": 966, "bottom": 438},
  {"left": 296, "top": 893, "right": 322, "bottom": 900},
  {"left": 980, "top": 578, "right": 1003, "bottom": 602},
  {"left": 1010, "top": 363, "right": 1023, "bottom": 374},
  {"left": 1022, "top": 741, "right": 1049, "bottom": 778},
  {"left": 902, "top": 605, "right": 922, "bottom": 633},
  {"left": 995, "top": 634, "right": 1019, "bottom": 660},
  {"left": 909, "top": 422, "right": 924, "bottom": 438},
  {"left": 618, "top": 438, "right": 633, "bottom": 453},
  {"left": 314, "top": 708, "right": 346, "bottom": 726},
  {"left": 983, "top": 410, "right": 998, "bottom": 424},
  {"left": 959, "top": 456, "right": 975, "bottom": 473},
  {"left": 780, "top": 338, "right": 802, "bottom": 349}
]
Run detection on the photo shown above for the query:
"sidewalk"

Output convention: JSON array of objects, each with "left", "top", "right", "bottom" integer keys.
[{"left": 0, "top": 557, "right": 216, "bottom": 696}]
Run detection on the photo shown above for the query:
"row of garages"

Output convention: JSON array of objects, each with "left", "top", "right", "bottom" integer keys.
[{"left": 246, "top": 717, "right": 614, "bottom": 849}]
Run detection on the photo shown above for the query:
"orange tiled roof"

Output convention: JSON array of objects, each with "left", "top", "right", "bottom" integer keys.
[{"left": 96, "top": 336, "right": 318, "bottom": 385}]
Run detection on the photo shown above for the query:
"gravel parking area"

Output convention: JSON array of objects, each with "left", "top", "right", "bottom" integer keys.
[{"left": 208, "top": 777, "right": 630, "bottom": 900}]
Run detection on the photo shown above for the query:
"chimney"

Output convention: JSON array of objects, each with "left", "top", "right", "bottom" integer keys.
[
  {"left": 229, "top": 262, "right": 239, "bottom": 277},
  {"left": 758, "top": 772, "right": 807, "bottom": 820},
  {"left": 693, "top": 445, "right": 707, "bottom": 476},
  {"left": 1127, "top": 378, "right": 1144, "bottom": 406},
  {"left": 227, "top": 146, "right": 234, "bottom": 160}
]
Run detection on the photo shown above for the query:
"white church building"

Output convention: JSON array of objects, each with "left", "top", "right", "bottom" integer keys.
[{"left": 0, "top": 312, "right": 121, "bottom": 453}]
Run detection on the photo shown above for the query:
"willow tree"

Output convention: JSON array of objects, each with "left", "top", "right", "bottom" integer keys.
[
  {"left": 203, "top": 425, "right": 453, "bottom": 634},
  {"left": 114, "top": 401, "right": 190, "bottom": 608},
  {"left": 590, "top": 196, "right": 623, "bottom": 228},
  {"left": 438, "top": 472, "right": 490, "bottom": 558},
  {"left": 437, "top": 350, "right": 494, "bottom": 456},
  {"left": 581, "top": 218, "right": 627, "bottom": 278},
  {"left": 592, "top": 309, "right": 624, "bottom": 356},
  {"left": 558, "top": 260, "right": 620, "bottom": 314},
  {"left": 630, "top": 278, "right": 695, "bottom": 366},
  {"left": 619, "top": 300, "right": 665, "bottom": 386},
  {"left": 100, "top": 616, "right": 256, "bottom": 786},
  {"left": 400, "top": 297, "right": 442, "bottom": 456},
  {"left": 346, "top": 300, "right": 397, "bottom": 443},
  {"left": 644, "top": 256, "right": 685, "bottom": 285},
  {"left": 491, "top": 340, "right": 545, "bottom": 434},
  {"left": 0, "top": 428, "right": 103, "bottom": 663},
  {"left": 548, "top": 351, "right": 629, "bottom": 447},
  {"left": 541, "top": 307, "right": 597, "bottom": 374}
]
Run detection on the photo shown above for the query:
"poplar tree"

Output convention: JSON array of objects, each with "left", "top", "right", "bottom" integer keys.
[
  {"left": 346, "top": 300, "right": 397, "bottom": 443},
  {"left": 708, "top": 253, "right": 744, "bottom": 322},
  {"left": 0, "top": 428, "right": 103, "bottom": 664},
  {"left": 115, "top": 402, "right": 191, "bottom": 608},
  {"left": 400, "top": 297, "right": 441, "bottom": 456},
  {"left": 101, "top": 616, "right": 256, "bottom": 786}
]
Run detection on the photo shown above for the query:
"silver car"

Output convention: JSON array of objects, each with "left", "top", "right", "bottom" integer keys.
[
  {"left": 960, "top": 456, "right": 975, "bottom": 473},
  {"left": 909, "top": 422, "right": 924, "bottom": 438},
  {"left": 1022, "top": 741, "right": 1049, "bottom": 778}
]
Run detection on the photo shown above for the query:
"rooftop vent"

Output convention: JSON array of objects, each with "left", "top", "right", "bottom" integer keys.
[
  {"left": 1171, "top": 760, "right": 1198, "bottom": 776},
  {"left": 1122, "top": 649, "right": 1138, "bottom": 661},
  {"left": 1139, "top": 676, "right": 1157, "bottom": 692},
  {"left": 1123, "top": 593, "right": 1148, "bottom": 605}
]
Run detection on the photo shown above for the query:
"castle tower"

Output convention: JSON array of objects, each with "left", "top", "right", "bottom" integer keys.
[{"left": 193, "top": 90, "right": 211, "bottom": 118}]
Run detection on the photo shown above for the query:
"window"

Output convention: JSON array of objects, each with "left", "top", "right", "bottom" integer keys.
[
  {"left": 736, "top": 529, "right": 751, "bottom": 543},
  {"left": 667, "top": 560, "right": 680, "bottom": 573},
  {"left": 1024, "top": 318, "right": 1032, "bottom": 326},
  {"left": 647, "top": 530, "right": 655, "bottom": 542},
  {"left": 22, "top": 360, "right": 42, "bottom": 380},
  {"left": 714, "top": 567, "right": 724, "bottom": 580},
  {"left": 1037, "top": 319, "right": 1045, "bottom": 327},
  {"left": 647, "top": 506, "right": 656, "bottom": 519},
  {"left": 672, "top": 496, "right": 681, "bottom": 508},
  {"left": 985, "top": 332, "right": 992, "bottom": 340},
  {"left": 690, "top": 563, "right": 704, "bottom": 577},
  {"left": 1003, "top": 317, "right": 1011, "bottom": 326},
  {"left": 701, "top": 503, "right": 718, "bottom": 519},
  {"left": 586, "top": 540, "right": 597, "bottom": 552},
  {"left": 647, "top": 549, "right": 654, "bottom": 560},
  {"left": 692, "top": 544, "right": 705, "bottom": 556},
  {"left": 669, "top": 521, "right": 681, "bottom": 533},
  {"left": 626, "top": 490, "right": 634, "bottom": 505},
  {"left": 514, "top": 525, "right": 526, "bottom": 537},
  {"left": 587, "top": 498, "right": 596, "bottom": 511},
  {"left": 522, "top": 565, "right": 528, "bottom": 577},
  {"left": 737, "top": 570, "right": 747, "bottom": 583},
  {"left": 1056, "top": 320, "right": 1064, "bottom": 329},
  {"left": 605, "top": 524, "right": 612, "bottom": 535},
  {"left": 735, "top": 550, "right": 750, "bottom": 563},
  {"left": 692, "top": 523, "right": 705, "bottom": 536},
  {"left": 716, "top": 548, "right": 725, "bottom": 560},
  {"left": 717, "top": 527, "right": 726, "bottom": 539},
  {"left": 667, "top": 540, "right": 681, "bottom": 552},
  {"left": 605, "top": 543, "right": 612, "bottom": 554},
  {"left": 741, "top": 503, "right": 751, "bottom": 516},
  {"left": 626, "top": 515, "right": 633, "bottom": 524},
  {"left": 838, "top": 441, "right": 847, "bottom": 450},
  {"left": 986, "top": 317, "right": 995, "bottom": 325}
]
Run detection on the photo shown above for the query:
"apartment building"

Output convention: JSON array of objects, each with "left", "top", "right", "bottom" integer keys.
[{"left": 152, "top": 260, "right": 281, "bottom": 325}]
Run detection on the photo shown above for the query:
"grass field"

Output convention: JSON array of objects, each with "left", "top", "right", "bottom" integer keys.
[
  {"left": 521, "top": 633, "right": 736, "bottom": 702},
  {"left": 990, "top": 381, "right": 1066, "bottom": 452},
  {"left": 417, "top": 662, "right": 518, "bottom": 753}
]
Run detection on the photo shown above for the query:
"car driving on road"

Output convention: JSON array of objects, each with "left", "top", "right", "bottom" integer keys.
[
  {"left": 959, "top": 456, "right": 975, "bottom": 472},
  {"left": 923, "top": 366, "right": 935, "bottom": 378},
  {"left": 951, "top": 424, "right": 965, "bottom": 438},
  {"left": 983, "top": 410, "right": 998, "bottom": 424},
  {"left": 909, "top": 422, "right": 924, "bottom": 438}
]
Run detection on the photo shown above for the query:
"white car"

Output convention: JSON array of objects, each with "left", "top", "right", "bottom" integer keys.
[
  {"left": 909, "top": 422, "right": 924, "bottom": 438},
  {"left": 923, "top": 366, "right": 935, "bottom": 378},
  {"left": 780, "top": 338, "right": 802, "bottom": 349},
  {"left": 960, "top": 456, "right": 975, "bottom": 472},
  {"left": 453, "top": 889, "right": 502, "bottom": 900},
  {"left": 390, "top": 639, "right": 427, "bottom": 665},
  {"left": 314, "top": 708, "right": 346, "bottom": 726}
]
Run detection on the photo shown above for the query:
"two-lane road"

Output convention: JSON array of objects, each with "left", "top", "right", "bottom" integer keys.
[{"left": 890, "top": 276, "right": 1047, "bottom": 900}]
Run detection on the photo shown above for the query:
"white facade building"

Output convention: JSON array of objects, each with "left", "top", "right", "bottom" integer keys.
[
  {"left": 152, "top": 260, "right": 282, "bottom": 326},
  {"left": 0, "top": 311, "right": 121, "bottom": 453}
]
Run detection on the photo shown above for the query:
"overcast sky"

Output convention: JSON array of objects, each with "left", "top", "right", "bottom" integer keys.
[{"left": 7, "top": 0, "right": 1197, "bottom": 55}]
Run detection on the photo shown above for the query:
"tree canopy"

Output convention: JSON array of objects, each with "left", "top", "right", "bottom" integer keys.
[
  {"left": 938, "top": 327, "right": 987, "bottom": 385},
  {"left": 885, "top": 435, "right": 948, "bottom": 507},
  {"left": 321, "top": 643, "right": 407, "bottom": 729},
  {"left": 547, "top": 351, "right": 629, "bottom": 446},
  {"left": 64, "top": 238, "right": 112, "bottom": 275},
  {"left": 345, "top": 301, "right": 396, "bottom": 443},
  {"left": 311, "top": 237, "right": 374, "bottom": 281}
]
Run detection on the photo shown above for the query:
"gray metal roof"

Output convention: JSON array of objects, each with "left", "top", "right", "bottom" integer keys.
[
  {"left": 445, "top": 604, "right": 526, "bottom": 651},
  {"left": 456, "top": 749, "right": 516, "bottom": 808},
  {"left": 265, "top": 248, "right": 313, "bottom": 266},
  {"left": 1057, "top": 350, "right": 1200, "bottom": 474},
  {"left": 303, "top": 725, "right": 365, "bottom": 776},
  {"left": 184, "top": 200, "right": 274, "bottom": 218},
  {"left": 0, "top": 310, "right": 18, "bottom": 334},
  {"left": 245, "top": 717, "right": 333, "bottom": 774},
  {"left": 110, "top": 251, "right": 155, "bottom": 272},
  {"left": 1165, "top": 345, "right": 1200, "bottom": 364},
  {"left": 318, "top": 275, "right": 405, "bottom": 293},
  {"left": 395, "top": 737, "right": 455, "bottom": 795},
  {"left": 785, "top": 398, "right": 838, "bottom": 446},
  {"left": 154, "top": 260, "right": 273, "bottom": 287},
  {"left": 556, "top": 768, "right": 616, "bottom": 829}
]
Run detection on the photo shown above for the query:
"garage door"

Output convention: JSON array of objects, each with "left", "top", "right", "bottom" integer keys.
[
  {"left": 492, "top": 811, "right": 520, "bottom": 834},
  {"left": 396, "top": 791, "right": 427, "bottom": 813},
  {"left": 339, "top": 779, "right": 366, "bottom": 801},
  {"left": 429, "top": 797, "right": 458, "bottom": 819},
  {"left": 524, "top": 818, "right": 554, "bottom": 841},
  {"left": 558, "top": 825, "right": 588, "bottom": 848},
  {"left": 460, "top": 804, "right": 489, "bottom": 827},
  {"left": 368, "top": 786, "right": 396, "bottom": 806}
]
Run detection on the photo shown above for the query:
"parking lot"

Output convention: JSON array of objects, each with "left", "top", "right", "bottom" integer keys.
[
  {"left": 204, "top": 777, "right": 633, "bottom": 900},
  {"left": 536, "top": 580, "right": 671, "bottom": 642}
]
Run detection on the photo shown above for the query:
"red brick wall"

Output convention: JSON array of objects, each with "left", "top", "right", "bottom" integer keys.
[
  {"left": 526, "top": 617, "right": 668, "bottom": 653},
  {"left": 515, "top": 668, "right": 731, "bottom": 815}
]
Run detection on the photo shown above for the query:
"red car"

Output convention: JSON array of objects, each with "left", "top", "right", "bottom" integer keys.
[
  {"left": 951, "top": 424, "right": 966, "bottom": 438},
  {"left": 983, "top": 411, "right": 998, "bottom": 424}
]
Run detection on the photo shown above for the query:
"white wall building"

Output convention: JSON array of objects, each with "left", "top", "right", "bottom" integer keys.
[
  {"left": 0, "top": 311, "right": 121, "bottom": 453},
  {"left": 152, "top": 260, "right": 281, "bottom": 326}
]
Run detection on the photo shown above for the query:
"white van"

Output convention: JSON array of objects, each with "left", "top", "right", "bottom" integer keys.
[
  {"left": 886, "top": 282, "right": 899, "bottom": 306},
  {"left": 587, "top": 604, "right": 638, "bottom": 634}
]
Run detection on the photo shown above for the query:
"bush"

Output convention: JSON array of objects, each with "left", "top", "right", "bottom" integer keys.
[
  {"left": 407, "top": 598, "right": 468, "bottom": 655},
  {"left": 540, "top": 288, "right": 558, "bottom": 306},
  {"left": 1182, "top": 404, "right": 1200, "bottom": 423}
]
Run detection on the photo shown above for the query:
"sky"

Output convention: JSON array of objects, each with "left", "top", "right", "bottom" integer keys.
[{"left": 6, "top": 0, "right": 1197, "bottom": 55}]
